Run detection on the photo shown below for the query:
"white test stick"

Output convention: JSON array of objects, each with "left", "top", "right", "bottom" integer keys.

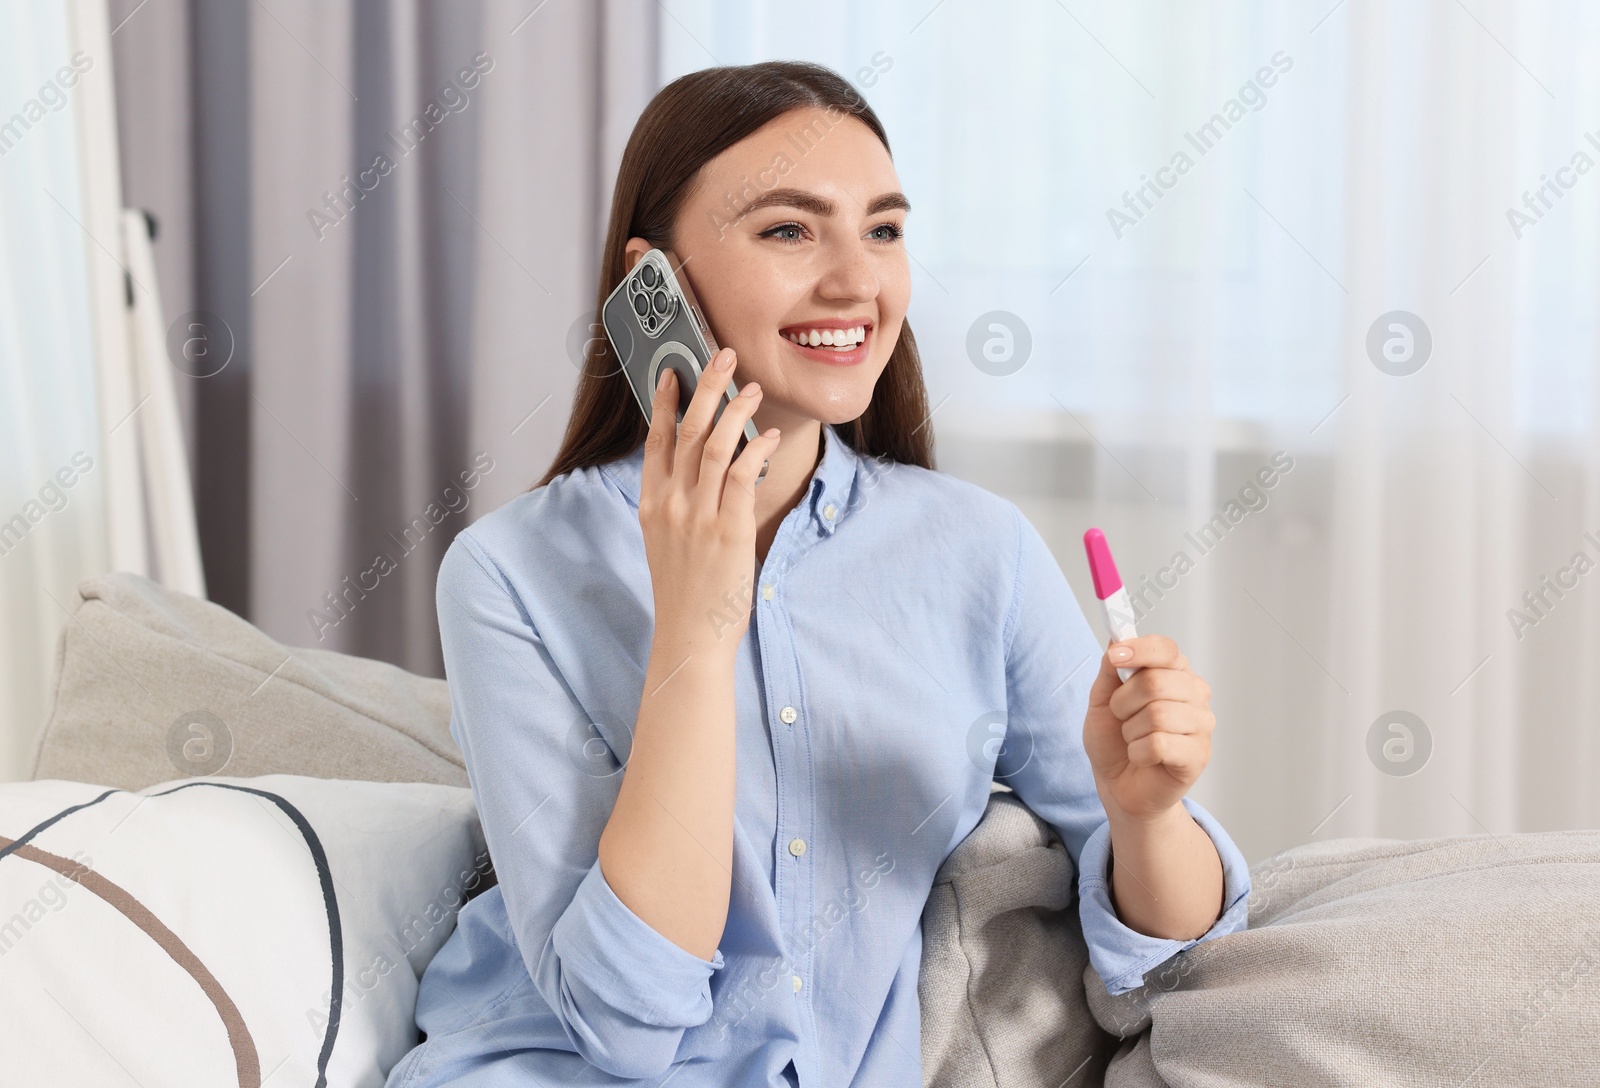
[{"left": 1084, "top": 527, "right": 1138, "bottom": 682}]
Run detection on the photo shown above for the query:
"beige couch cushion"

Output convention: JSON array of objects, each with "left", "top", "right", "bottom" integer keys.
[{"left": 29, "top": 572, "right": 464, "bottom": 789}]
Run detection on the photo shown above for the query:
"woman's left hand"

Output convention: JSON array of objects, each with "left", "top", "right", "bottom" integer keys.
[{"left": 1081, "top": 634, "right": 1215, "bottom": 823}]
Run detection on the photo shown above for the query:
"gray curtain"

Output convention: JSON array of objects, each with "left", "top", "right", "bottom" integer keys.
[{"left": 109, "top": 0, "right": 659, "bottom": 677}]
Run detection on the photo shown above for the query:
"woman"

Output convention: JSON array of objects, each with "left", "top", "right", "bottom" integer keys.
[{"left": 386, "top": 60, "right": 1249, "bottom": 1088}]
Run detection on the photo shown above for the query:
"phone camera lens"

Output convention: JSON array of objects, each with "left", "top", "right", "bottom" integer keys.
[
  {"left": 653, "top": 290, "right": 670, "bottom": 315},
  {"left": 633, "top": 294, "right": 650, "bottom": 317},
  {"left": 640, "top": 264, "right": 658, "bottom": 287}
]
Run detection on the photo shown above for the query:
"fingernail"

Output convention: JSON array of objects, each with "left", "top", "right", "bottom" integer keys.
[
  {"left": 764, "top": 427, "right": 780, "bottom": 438},
  {"left": 1109, "top": 645, "right": 1133, "bottom": 662},
  {"left": 657, "top": 368, "right": 672, "bottom": 391},
  {"left": 714, "top": 349, "right": 735, "bottom": 371},
  {"left": 739, "top": 382, "right": 760, "bottom": 397}
]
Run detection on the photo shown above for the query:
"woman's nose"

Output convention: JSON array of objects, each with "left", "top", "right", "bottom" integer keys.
[{"left": 816, "top": 238, "right": 878, "bottom": 301}]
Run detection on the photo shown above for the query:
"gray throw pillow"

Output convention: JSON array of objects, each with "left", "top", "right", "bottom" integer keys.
[
  {"left": 30, "top": 572, "right": 464, "bottom": 790},
  {"left": 921, "top": 787, "right": 1120, "bottom": 1087},
  {"left": 1086, "top": 830, "right": 1600, "bottom": 1086}
]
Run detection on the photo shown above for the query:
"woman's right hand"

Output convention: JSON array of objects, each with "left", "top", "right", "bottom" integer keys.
[{"left": 639, "top": 346, "right": 781, "bottom": 655}]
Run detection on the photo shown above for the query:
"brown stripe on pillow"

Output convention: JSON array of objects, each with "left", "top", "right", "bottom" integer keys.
[{"left": 0, "top": 835, "right": 261, "bottom": 1088}]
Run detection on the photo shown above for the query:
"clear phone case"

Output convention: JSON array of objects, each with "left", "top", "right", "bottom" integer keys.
[{"left": 600, "top": 248, "right": 767, "bottom": 481}]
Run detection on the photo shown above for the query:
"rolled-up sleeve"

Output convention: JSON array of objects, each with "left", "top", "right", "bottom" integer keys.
[
  {"left": 436, "top": 529, "right": 722, "bottom": 1078},
  {"left": 1075, "top": 797, "right": 1251, "bottom": 994},
  {"left": 992, "top": 505, "right": 1251, "bottom": 997}
]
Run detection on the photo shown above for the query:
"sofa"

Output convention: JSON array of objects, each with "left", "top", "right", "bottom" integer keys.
[{"left": 8, "top": 573, "right": 1598, "bottom": 1085}]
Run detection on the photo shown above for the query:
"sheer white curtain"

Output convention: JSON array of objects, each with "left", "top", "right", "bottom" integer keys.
[
  {"left": 661, "top": 0, "right": 1600, "bottom": 861},
  {"left": 0, "top": 3, "right": 109, "bottom": 783},
  {"left": 1, "top": 0, "right": 205, "bottom": 783}
]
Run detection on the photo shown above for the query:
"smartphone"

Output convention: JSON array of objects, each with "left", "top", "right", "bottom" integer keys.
[{"left": 601, "top": 247, "right": 768, "bottom": 482}]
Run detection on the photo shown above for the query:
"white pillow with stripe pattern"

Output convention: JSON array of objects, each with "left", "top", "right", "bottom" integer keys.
[{"left": 0, "top": 774, "right": 489, "bottom": 1087}]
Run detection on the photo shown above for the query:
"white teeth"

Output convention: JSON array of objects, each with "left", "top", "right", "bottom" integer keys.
[{"left": 785, "top": 325, "right": 867, "bottom": 349}]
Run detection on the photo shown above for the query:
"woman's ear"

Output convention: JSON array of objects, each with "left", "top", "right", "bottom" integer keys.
[{"left": 622, "top": 237, "right": 652, "bottom": 273}]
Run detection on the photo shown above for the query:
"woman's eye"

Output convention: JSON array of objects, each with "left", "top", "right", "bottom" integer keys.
[{"left": 760, "top": 221, "right": 903, "bottom": 243}]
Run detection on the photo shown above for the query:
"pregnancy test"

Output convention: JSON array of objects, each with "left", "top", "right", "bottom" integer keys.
[{"left": 1083, "top": 527, "right": 1138, "bottom": 682}]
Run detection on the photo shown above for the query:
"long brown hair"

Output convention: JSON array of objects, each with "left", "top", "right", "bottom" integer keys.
[{"left": 533, "top": 60, "right": 934, "bottom": 491}]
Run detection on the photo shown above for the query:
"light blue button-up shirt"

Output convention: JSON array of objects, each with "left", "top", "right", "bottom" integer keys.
[{"left": 386, "top": 423, "right": 1250, "bottom": 1088}]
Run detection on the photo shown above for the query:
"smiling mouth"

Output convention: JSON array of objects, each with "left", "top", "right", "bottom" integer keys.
[{"left": 780, "top": 323, "right": 870, "bottom": 351}]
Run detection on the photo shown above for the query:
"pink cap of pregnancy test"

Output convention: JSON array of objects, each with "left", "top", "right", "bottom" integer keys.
[{"left": 1083, "top": 528, "right": 1123, "bottom": 600}]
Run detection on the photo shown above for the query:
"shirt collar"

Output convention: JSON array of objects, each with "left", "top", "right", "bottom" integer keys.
[
  {"left": 807, "top": 422, "right": 859, "bottom": 535},
  {"left": 601, "top": 422, "right": 860, "bottom": 536}
]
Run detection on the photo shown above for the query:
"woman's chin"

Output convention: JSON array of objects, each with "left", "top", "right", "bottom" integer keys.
[
  {"left": 795, "top": 390, "right": 877, "bottom": 428},
  {"left": 801, "top": 373, "right": 884, "bottom": 423},
  {"left": 745, "top": 370, "right": 881, "bottom": 431}
]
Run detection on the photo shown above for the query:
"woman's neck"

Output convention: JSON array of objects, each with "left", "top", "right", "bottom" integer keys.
[{"left": 752, "top": 417, "right": 825, "bottom": 567}]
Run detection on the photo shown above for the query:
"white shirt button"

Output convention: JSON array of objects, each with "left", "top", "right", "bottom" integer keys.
[
  {"left": 793, "top": 974, "right": 803, "bottom": 992},
  {"left": 788, "top": 837, "right": 807, "bottom": 857},
  {"left": 779, "top": 705, "right": 797, "bottom": 724},
  {"left": 761, "top": 584, "right": 774, "bottom": 600},
  {"left": 822, "top": 502, "right": 836, "bottom": 521}
]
